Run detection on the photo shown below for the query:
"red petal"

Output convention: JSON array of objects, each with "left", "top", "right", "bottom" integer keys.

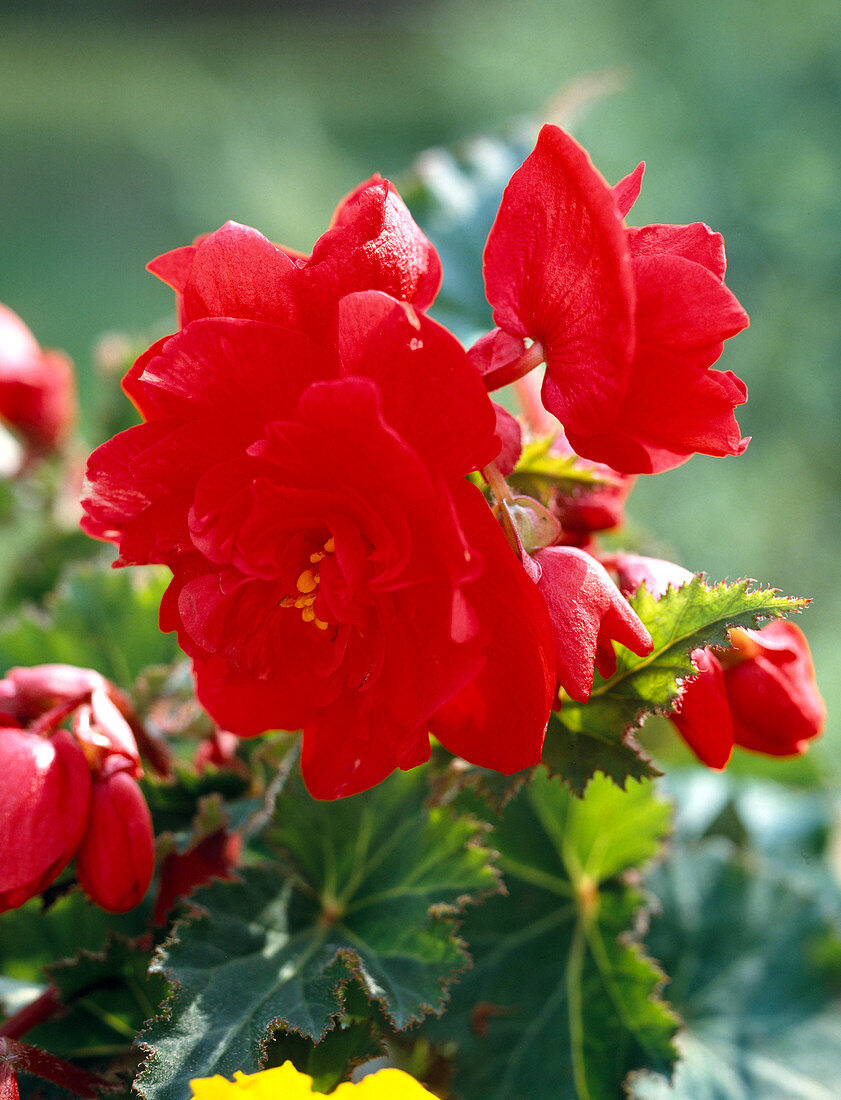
[
  {"left": 467, "top": 328, "right": 534, "bottom": 391},
  {"left": 191, "top": 653, "right": 316, "bottom": 737},
  {"left": 180, "top": 221, "right": 299, "bottom": 327},
  {"left": 492, "top": 403, "right": 522, "bottom": 476},
  {"left": 300, "top": 699, "right": 429, "bottom": 800},
  {"left": 725, "top": 622, "right": 825, "bottom": 755},
  {"left": 134, "top": 318, "right": 334, "bottom": 422},
  {"left": 75, "top": 769, "right": 154, "bottom": 913},
  {"left": 671, "top": 649, "right": 735, "bottom": 769},
  {"left": 633, "top": 253, "right": 748, "bottom": 367},
  {"left": 484, "top": 124, "right": 636, "bottom": 434},
  {"left": 146, "top": 245, "right": 197, "bottom": 295},
  {"left": 81, "top": 417, "right": 256, "bottom": 564},
  {"left": 0, "top": 728, "right": 91, "bottom": 912},
  {"left": 335, "top": 291, "right": 499, "bottom": 477},
  {"left": 612, "top": 162, "right": 645, "bottom": 219},
  {"left": 429, "top": 481, "right": 555, "bottom": 773},
  {"left": 601, "top": 552, "right": 693, "bottom": 599},
  {"left": 628, "top": 222, "right": 727, "bottom": 280},
  {"left": 308, "top": 177, "right": 442, "bottom": 311}
]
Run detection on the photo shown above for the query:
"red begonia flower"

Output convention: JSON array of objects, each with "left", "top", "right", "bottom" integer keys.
[
  {"left": 83, "top": 259, "right": 555, "bottom": 798},
  {"left": 672, "top": 621, "right": 825, "bottom": 767},
  {"left": 528, "top": 546, "right": 652, "bottom": 702},
  {"left": 0, "top": 303, "right": 76, "bottom": 459},
  {"left": 0, "top": 665, "right": 154, "bottom": 914},
  {"left": 481, "top": 124, "right": 749, "bottom": 473}
]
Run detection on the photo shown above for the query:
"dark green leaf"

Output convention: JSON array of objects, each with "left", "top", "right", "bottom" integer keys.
[
  {"left": 548, "top": 578, "right": 808, "bottom": 794},
  {"left": 543, "top": 713, "right": 660, "bottom": 798},
  {"left": 263, "top": 981, "right": 388, "bottom": 1094},
  {"left": 0, "top": 563, "right": 179, "bottom": 688},
  {"left": 26, "top": 939, "right": 165, "bottom": 1061},
  {"left": 135, "top": 767, "right": 498, "bottom": 1100},
  {"left": 0, "top": 892, "right": 149, "bottom": 986},
  {"left": 632, "top": 840, "right": 841, "bottom": 1100},
  {"left": 422, "top": 769, "right": 678, "bottom": 1099}
]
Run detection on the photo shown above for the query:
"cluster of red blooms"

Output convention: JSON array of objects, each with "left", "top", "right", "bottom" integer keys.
[
  {"left": 0, "top": 665, "right": 153, "bottom": 913},
  {"left": 77, "top": 123, "right": 823, "bottom": 799}
]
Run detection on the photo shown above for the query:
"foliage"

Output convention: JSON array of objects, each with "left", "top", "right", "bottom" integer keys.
[
  {"left": 135, "top": 768, "right": 498, "bottom": 1100},
  {"left": 0, "top": 562, "right": 178, "bottom": 688},
  {"left": 421, "top": 771, "right": 678, "bottom": 1099}
]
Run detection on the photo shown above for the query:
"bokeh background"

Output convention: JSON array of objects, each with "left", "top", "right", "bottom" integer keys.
[{"left": 1, "top": 0, "right": 838, "bottom": 769}]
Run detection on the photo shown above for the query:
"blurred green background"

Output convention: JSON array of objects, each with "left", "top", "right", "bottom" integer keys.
[{"left": 1, "top": 0, "right": 838, "bottom": 764}]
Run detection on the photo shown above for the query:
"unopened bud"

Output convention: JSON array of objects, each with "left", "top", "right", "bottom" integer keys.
[{"left": 74, "top": 767, "right": 154, "bottom": 913}]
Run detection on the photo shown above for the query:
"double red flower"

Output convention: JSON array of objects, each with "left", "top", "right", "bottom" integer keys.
[{"left": 82, "top": 182, "right": 558, "bottom": 798}]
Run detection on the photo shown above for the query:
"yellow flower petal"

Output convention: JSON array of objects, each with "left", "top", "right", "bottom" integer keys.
[
  {"left": 189, "top": 1063, "right": 436, "bottom": 1099},
  {"left": 190, "top": 1063, "right": 316, "bottom": 1100},
  {"left": 334, "top": 1067, "right": 436, "bottom": 1097}
]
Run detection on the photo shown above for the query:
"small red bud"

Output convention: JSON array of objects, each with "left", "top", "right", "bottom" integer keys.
[{"left": 74, "top": 766, "right": 154, "bottom": 913}]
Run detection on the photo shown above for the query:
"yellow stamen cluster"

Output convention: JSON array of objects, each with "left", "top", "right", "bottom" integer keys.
[{"left": 279, "top": 536, "right": 335, "bottom": 631}]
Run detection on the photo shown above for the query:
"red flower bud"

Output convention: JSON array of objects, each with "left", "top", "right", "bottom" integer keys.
[
  {"left": 0, "top": 728, "right": 91, "bottom": 913},
  {"left": 531, "top": 546, "right": 652, "bottom": 702},
  {"left": 0, "top": 303, "right": 76, "bottom": 459},
  {"left": 74, "top": 764, "right": 155, "bottom": 913},
  {"left": 724, "top": 622, "right": 826, "bottom": 756},
  {"left": 672, "top": 621, "right": 825, "bottom": 766},
  {"left": 0, "top": 664, "right": 105, "bottom": 725},
  {"left": 601, "top": 552, "right": 694, "bottom": 599}
]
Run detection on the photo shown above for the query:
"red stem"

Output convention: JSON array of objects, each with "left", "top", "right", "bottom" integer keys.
[
  {"left": 0, "top": 1038, "right": 110, "bottom": 1099},
  {"left": 0, "top": 988, "right": 62, "bottom": 1041}
]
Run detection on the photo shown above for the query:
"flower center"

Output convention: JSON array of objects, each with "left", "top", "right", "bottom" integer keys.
[{"left": 279, "top": 536, "right": 335, "bottom": 631}]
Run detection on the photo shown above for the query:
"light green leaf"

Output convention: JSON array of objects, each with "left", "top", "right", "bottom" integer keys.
[
  {"left": 632, "top": 839, "right": 841, "bottom": 1100},
  {"left": 547, "top": 578, "right": 808, "bottom": 795},
  {"left": 0, "top": 561, "right": 179, "bottom": 688},
  {"left": 508, "top": 435, "right": 610, "bottom": 504},
  {"left": 135, "top": 767, "right": 498, "bottom": 1100},
  {"left": 423, "top": 769, "right": 678, "bottom": 1099}
]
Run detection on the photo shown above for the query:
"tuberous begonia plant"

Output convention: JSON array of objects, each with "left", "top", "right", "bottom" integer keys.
[{"left": 0, "top": 120, "right": 833, "bottom": 1100}]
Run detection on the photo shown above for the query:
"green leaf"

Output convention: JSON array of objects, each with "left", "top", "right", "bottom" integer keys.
[
  {"left": 631, "top": 839, "right": 841, "bottom": 1100},
  {"left": 422, "top": 769, "right": 678, "bottom": 1099},
  {"left": 27, "top": 939, "right": 166, "bottom": 1061},
  {"left": 135, "top": 767, "right": 498, "bottom": 1100},
  {"left": 263, "top": 981, "right": 388, "bottom": 1094},
  {"left": 508, "top": 435, "right": 610, "bottom": 505},
  {"left": 0, "top": 891, "right": 149, "bottom": 986},
  {"left": 547, "top": 577, "right": 808, "bottom": 795},
  {"left": 0, "top": 562, "right": 179, "bottom": 688}
]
